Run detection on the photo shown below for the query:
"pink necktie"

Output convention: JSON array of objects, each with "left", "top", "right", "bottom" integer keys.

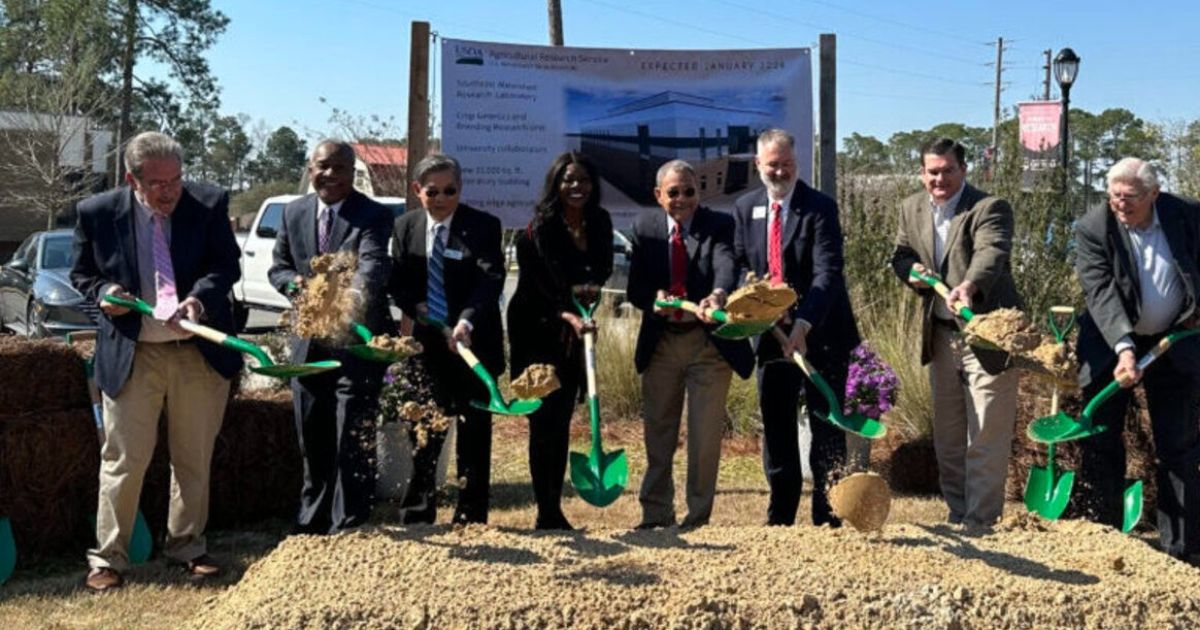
[{"left": 152, "top": 214, "right": 179, "bottom": 319}]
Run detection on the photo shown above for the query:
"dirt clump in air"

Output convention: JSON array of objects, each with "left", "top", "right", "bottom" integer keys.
[
  {"left": 367, "top": 335, "right": 423, "bottom": 358},
  {"left": 511, "top": 363, "right": 561, "bottom": 399},
  {"left": 829, "top": 472, "right": 892, "bottom": 532},
  {"left": 289, "top": 251, "right": 359, "bottom": 340}
]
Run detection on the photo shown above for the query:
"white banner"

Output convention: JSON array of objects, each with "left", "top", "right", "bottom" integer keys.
[{"left": 441, "top": 39, "right": 813, "bottom": 228}]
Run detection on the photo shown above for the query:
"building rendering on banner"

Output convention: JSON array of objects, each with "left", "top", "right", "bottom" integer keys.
[{"left": 574, "top": 91, "right": 773, "bottom": 204}]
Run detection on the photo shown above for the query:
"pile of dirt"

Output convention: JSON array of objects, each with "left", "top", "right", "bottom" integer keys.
[
  {"left": 511, "top": 363, "right": 560, "bottom": 399},
  {"left": 829, "top": 472, "right": 892, "bottom": 531},
  {"left": 963, "top": 307, "right": 1042, "bottom": 354},
  {"left": 194, "top": 520, "right": 1200, "bottom": 628},
  {"left": 290, "top": 251, "right": 359, "bottom": 339},
  {"left": 366, "top": 334, "right": 422, "bottom": 358},
  {"left": 725, "top": 275, "right": 797, "bottom": 322}
]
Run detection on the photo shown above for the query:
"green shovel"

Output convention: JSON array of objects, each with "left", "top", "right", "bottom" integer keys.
[
  {"left": 1024, "top": 306, "right": 1077, "bottom": 520},
  {"left": 568, "top": 293, "right": 627, "bottom": 507},
  {"left": 103, "top": 295, "right": 340, "bottom": 378},
  {"left": 346, "top": 321, "right": 420, "bottom": 363},
  {"left": 1028, "top": 328, "right": 1200, "bottom": 444},
  {"left": 66, "top": 331, "right": 153, "bottom": 565},
  {"left": 653, "top": 298, "right": 778, "bottom": 339},
  {"left": 0, "top": 517, "right": 13, "bottom": 585},
  {"left": 771, "top": 326, "right": 887, "bottom": 439},
  {"left": 424, "top": 317, "right": 542, "bottom": 416},
  {"left": 908, "top": 268, "right": 976, "bottom": 320},
  {"left": 1123, "top": 479, "right": 1144, "bottom": 533}
]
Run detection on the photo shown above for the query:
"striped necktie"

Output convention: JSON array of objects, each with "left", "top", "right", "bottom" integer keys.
[
  {"left": 318, "top": 205, "right": 333, "bottom": 254},
  {"left": 151, "top": 214, "right": 179, "bottom": 320},
  {"left": 427, "top": 224, "right": 448, "bottom": 324}
]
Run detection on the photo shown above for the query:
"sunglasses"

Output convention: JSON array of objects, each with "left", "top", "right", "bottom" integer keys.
[
  {"left": 422, "top": 186, "right": 459, "bottom": 198},
  {"left": 665, "top": 187, "right": 696, "bottom": 199}
]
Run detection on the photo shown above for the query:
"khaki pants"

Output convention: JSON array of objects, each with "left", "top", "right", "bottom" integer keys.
[
  {"left": 88, "top": 342, "right": 230, "bottom": 571},
  {"left": 639, "top": 327, "right": 733, "bottom": 528},
  {"left": 929, "top": 325, "right": 1018, "bottom": 526}
]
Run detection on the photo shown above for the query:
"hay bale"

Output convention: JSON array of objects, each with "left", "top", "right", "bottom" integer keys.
[{"left": 0, "top": 337, "right": 90, "bottom": 416}]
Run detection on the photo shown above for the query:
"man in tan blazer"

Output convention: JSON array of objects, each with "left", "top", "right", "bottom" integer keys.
[{"left": 890, "top": 137, "right": 1023, "bottom": 527}]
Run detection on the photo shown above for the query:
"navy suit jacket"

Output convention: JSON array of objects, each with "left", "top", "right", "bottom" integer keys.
[
  {"left": 267, "top": 190, "right": 395, "bottom": 363},
  {"left": 388, "top": 204, "right": 506, "bottom": 377},
  {"left": 70, "top": 183, "right": 243, "bottom": 396},
  {"left": 733, "top": 181, "right": 860, "bottom": 365},
  {"left": 626, "top": 206, "right": 755, "bottom": 378}
]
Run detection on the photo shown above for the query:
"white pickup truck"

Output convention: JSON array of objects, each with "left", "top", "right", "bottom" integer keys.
[{"left": 232, "top": 194, "right": 406, "bottom": 330}]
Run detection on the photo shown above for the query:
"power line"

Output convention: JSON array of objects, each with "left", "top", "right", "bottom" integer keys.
[
  {"left": 803, "top": 0, "right": 989, "bottom": 46},
  {"left": 580, "top": 0, "right": 761, "bottom": 45},
  {"left": 840, "top": 58, "right": 990, "bottom": 87},
  {"left": 336, "top": 0, "right": 529, "bottom": 42},
  {"left": 842, "top": 90, "right": 982, "bottom": 105}
]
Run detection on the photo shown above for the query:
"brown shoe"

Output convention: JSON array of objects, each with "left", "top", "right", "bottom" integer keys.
[
  {"left": 85, "top": 567, "right": 124, "bottom": 592},
  {"left": 176, "top": 554, "right": 221, "bottom": 578}
]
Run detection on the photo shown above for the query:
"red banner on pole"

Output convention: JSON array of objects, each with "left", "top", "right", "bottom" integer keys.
[{"left": 1018, "top": 101, "right": 1062, "bottom": 190}]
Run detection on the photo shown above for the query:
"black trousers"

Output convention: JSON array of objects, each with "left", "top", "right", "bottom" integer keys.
[
  {"left": 292, "top": 348, "right": 384, "bottom": 534},
  {"left": 757, "top": 353, "right": 848, "bottom": 526},
  {"left": 526, "top": 363, "right": 581, "bottom": 524},
  {"left": 402, "top": 347, "right": 493, "bottom": 525},
  {"left": 1079, "top": 336, "right": 1200, "bottom": 557}
]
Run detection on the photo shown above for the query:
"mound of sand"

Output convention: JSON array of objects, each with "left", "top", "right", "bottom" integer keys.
[{"left": 193, "top": 520, "right": 1200, "bottom": 629}]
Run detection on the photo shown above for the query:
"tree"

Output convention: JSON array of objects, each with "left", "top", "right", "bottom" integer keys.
[
  {"left": 839, "top": 132, "right": 889, "bottom": 174},
  {"left": 248, "top": 126, "right": 307, "bottom": 185},
  {"left": 206, "top": 114, "right": 250, "bottom": 190},
  {"left": 1159, "top": 119, "right": 1200, "bottom": 198}
]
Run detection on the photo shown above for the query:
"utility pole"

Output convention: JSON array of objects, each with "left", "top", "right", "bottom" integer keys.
[
  {"left": 990, "top": 37, "right": 1003, "bottom": 161},
  {"left": 818, "top": 34, "right": 836, "bottom": 198},
  {"left": 1042, "top": 49, "right": 1052, "bottom": 100},
  {"left": 406, "top": 21, "right": 430, "bottom": 193},
  {"left": 548, "top": 0, "right": 564, "bottom": 46}
]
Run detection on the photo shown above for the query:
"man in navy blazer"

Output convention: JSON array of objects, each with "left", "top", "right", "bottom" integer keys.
[
  {"left": 627, "top": 159, "right": 754, "bottom": 529},
  {"left": 71, "top": 131, "right": 242, "bottom": 591},
  {"left": 388, "top": 153, "right": 505, "bottom": 525},
  {"left": 269, "top": 140, "right": 394, "bottom": 534},
  {"left": 733, "top": 128, "right": 860, "bottom": 526}
]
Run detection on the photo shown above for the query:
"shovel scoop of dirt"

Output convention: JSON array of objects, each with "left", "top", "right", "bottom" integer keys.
[
  {"left": 962, "top": 308, "right": 1042, "bottom": 354},
  {"left": 725, "top": 275, "right": 797, "bottom": 322},
  {"left": 291, "top": 251, "right": 359, "bottom": 339},
  {"left": 829, "top": 472, "right": 892, "bottom": 532},
  {"left": 511, "top": 364, "right": 560, "bottom": 399},
  {"left": 368, "top": 335, "right": 423, "bottom": 358}
]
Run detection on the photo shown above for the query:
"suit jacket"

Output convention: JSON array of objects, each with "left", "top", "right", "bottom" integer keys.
[
  {"left": 267, "top": 190, "right": 395, "bottom": 363},
  {"left": 1074, "top": 192, "right": 1200, "bottom": 386},
  {"left": 733, "top": 181, "right": 860, "bottom": 366},
  {"left": 70, "top": 183, "right": 243, "bottom": 396},
  {"left": 388, "top": 203, "right": 505, "bottom": 377},
  {"left": 889, "top": 183, "right": 1021, "bottom": 374},
  {"left": 627, "top": 206, "right": 754, "bottom": 378},
  {"left": 506, "top": 206, "right": 613, "bottom": 379}
]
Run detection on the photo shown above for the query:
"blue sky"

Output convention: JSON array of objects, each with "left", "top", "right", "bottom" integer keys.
[{"left": 206, "top": 0, "right": 1200, "bottom": 147}]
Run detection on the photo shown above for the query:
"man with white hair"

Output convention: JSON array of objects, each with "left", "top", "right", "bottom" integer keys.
[{"left": 1075, "top": 157, "right": 1200, "bottom": 561}]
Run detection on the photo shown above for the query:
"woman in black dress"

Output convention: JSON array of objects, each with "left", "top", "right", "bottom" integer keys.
[{"left": 506, "top": 151, "right": 613, "bottom": 530}]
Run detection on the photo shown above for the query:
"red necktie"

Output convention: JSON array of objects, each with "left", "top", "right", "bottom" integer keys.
[
  {"left": 670, "top": 224, "right": 687, "bottom": 319},
  {"left": 768, "top": 202, "right": 784, "bottom": 283}
]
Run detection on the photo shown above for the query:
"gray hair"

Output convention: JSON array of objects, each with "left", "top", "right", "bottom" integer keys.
[
  {"left": 412, "top": 154, "right": 461, "bottom": 185},
  {"left": 756, "top": 128, "right": 795, "bottom": 153},
  {"left": 124, "top": 131, "right": 183, "bottom": 178},
  {"left": 1106, "top": 157, "right": 1159, "bottom": 192},
  {"left": 655, "top": 159, "right": 696, "bottom": 186}
]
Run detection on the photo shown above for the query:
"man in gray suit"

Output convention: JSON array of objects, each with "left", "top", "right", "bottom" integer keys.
[
  {"left": 269, "top": 140, "right": 394, "bottom": 534},
  {"left": 1075, "top": 157, "right": 1200, "bottom": 560},
  {"left": 890, "top": 137, "right": 1022, "bottom": 527}
]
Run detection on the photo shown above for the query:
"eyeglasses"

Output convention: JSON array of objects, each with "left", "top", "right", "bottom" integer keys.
[
  {"left": 422, "top": 186, "right": 459, "bottom": 198},
  {"left": 137, "top": 175, "right": 182, "bottom": 191},
  {"left": 665, "top": 187, "right": 696, "bottom": 199},
  {"left": 1109, "top": 191, "right": 1147, "bottom": 203}
]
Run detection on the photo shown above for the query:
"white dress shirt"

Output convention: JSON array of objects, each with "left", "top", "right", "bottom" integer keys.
[{"left": 1115, "top": 207, "right": 1184, "bottom": 354}]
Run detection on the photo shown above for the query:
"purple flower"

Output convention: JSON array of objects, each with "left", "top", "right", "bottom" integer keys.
[{"left": 843, "top": 341, "right": 898, "bottom": 419}]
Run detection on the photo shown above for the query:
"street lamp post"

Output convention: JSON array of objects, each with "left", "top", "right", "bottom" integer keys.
[{"left": 1054, "top": 48, "right": 1080, "bottom": 197}]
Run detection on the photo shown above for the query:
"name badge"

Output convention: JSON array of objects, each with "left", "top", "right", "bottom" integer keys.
[
  {"left": 752, "top": 205, "right": 767, "bottom": 220},
  {"left": 444, "top": 249, "right": 464, "bottom": 260}
]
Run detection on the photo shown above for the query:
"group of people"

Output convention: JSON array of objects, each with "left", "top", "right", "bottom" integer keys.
[{"left": 69, "top": 126, "right": 1200, "bottom": 593}]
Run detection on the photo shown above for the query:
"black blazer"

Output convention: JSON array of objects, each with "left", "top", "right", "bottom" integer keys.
[
  {"left": 733, "top": 181, "right": 860, "bottom": 365},
  {"left": 268, "top": 190, "right": 395, "bottom": 363},
  {"left": 627, "top": 206, "right": 754, "bottom": 378},
  {"left": 388, "top": 203, "right": 505, "bottom": 376},
  {"left": 1075, "top": 192, "right": 1200, "bottom": 386},
  {"left": 70, "top": 183, "right": 243, "bottom": 396},
  {"left": 506, "top": 207, "right": 613, "bottom": 379}
]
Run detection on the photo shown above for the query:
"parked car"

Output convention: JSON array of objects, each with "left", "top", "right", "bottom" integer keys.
[
  {"left": 232, "top": 194, "right": 405, "bottom": 330},
  {"left": 0, "top": 229, "right": 98, "bottom": 337}
]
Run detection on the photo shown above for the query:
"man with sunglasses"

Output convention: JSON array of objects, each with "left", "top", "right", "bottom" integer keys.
[
  {"left": 389, "top": 153, "right": 505, "bottom": 525},
  {"left": 269, "top": 140, "right": 395, "bottom": 535},
  {"left": 733, "top": 128, "right": 859, "bottom": 527},
  {"left": 627, "top": 159, "right": 754, "bottom": 529},
  {"left": 1074, "top": 157, "right": 1200, "bottom": 561}
]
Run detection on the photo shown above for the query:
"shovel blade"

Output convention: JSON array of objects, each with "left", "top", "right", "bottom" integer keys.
[
  {"left": 712, "top": 319, "right": 775, "bottom": 340},
  {"left": 1123, "top": 479, "right": 1144, "bottom": 533},
  {"left": 1027, "top": 411, "right": 1086, "bottom": 443},
  {"left": 251, "top": 360, "right": 342, "bottom": 379},
  {"left": 470, "top": 398, "right": 543, "bottom": 416},
  {"left": 129, "top": 510, "right": 153, "bottom": 565},
  {"left": 0, "top": 517, "right": 15, "bottom": 585},
  {"left": 568, "top": 450, "right": 627, "bottom": 507},
  {"left": 1024, "top": 467, "right": 1074, "bottom": 520}
]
